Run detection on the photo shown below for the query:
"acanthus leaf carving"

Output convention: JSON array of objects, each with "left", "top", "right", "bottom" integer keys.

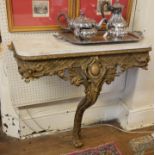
[
  {"left": 16, "top": 53, "right": 150, "bottom": 86},
  {"left": 14, "top": 51, "right": 150, "bottom": 148}
]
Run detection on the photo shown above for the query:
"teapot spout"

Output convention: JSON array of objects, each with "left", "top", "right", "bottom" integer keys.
[{"left": 96, "top": 18, "right": 107, "bottom": 30}]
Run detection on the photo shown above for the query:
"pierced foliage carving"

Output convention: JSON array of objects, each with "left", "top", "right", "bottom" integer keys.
[
  {"left": 16, "top": 53, "right": 149, "bottom": 84},
  {"left": 14, "top": 51, "right": 150, "bottom": 148}
]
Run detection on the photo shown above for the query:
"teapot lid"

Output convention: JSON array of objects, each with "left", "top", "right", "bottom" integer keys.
[
  {"left": 73, "top": 11, "right": 96, "bottom": 28},
  {"left": 112, "top": 0, "right": 124, "bottom": 9}
]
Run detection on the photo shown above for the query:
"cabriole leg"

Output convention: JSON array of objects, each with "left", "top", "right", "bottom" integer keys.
[{"left": 72, "top": 83, "right": 102, "bottom": 148}]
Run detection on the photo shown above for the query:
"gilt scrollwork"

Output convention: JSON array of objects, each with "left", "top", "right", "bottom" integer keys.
[
  {"left": 14, "top": 51, "right": 150, "bottom": 147},
  {"left": 16, "top": 53, "right": 149, "bottom": 84}
]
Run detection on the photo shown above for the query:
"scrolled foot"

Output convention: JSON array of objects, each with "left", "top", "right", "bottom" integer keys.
[{"left": 73, "top": 138, "right": 83, "bottom": 148}]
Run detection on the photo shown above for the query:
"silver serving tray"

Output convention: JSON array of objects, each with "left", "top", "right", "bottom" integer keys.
[{"left": 53, "top": 31, "right": 143, "bottom": 45}]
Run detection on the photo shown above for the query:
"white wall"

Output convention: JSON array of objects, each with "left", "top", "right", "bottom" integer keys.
[
  {"left": 0, "top": 0, "right": 153, "bottom": 138},
  {"left": 119, "top": 0, "right": 154, "bottom": 130}
]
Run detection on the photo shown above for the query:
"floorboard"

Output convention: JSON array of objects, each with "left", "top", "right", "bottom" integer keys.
[{"left": 0, "top": 122, "right": 153, "bottom": 155}]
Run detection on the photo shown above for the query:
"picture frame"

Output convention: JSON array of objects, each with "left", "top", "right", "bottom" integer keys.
[
  {"left": 74, "top": 0, "right": 134, "bottom": 25},
  {"left": 6, "top": 0, "right": 74, "bottom": 32}
]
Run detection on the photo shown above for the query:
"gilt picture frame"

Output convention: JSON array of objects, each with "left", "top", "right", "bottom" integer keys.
[{"left": 6, "top": 0, "right": 74, "bottom": 32}]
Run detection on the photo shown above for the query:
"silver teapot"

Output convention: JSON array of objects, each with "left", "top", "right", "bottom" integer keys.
[
  {"left": 101, "top": 0, "right": 128, "bottom": 38},
  {"left": 57, "top": 12, "right": 106, "bottom": 40}
]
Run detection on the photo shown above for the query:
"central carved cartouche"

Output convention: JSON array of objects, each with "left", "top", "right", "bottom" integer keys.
[{"left": 90, "top": 63, "right": 101, "bottom": 76}]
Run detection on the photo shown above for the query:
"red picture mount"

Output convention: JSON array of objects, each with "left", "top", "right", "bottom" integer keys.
[{"left": 6, "top": 0, "right": 133, "bottom": 32}]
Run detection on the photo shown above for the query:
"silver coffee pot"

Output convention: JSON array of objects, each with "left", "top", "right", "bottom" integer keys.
[{"left": 101, "top": 0, "right": 128, "bottom": 38}]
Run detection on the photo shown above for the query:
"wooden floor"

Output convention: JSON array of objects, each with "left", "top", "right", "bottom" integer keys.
[{"left": 0, "top": 123, "right": 153, "bottom": 155}]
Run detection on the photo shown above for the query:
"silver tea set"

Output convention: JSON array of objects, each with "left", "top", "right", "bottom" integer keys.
[{"left": 57, "top": 0, "right": 128, "bottom": 40}]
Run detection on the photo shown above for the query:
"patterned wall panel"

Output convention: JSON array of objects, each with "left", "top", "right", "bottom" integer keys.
[{"left": 0, "top": 0, "right": 126, "bottom": 107}]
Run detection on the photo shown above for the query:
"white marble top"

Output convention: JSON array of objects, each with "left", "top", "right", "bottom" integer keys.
[{"left": 12, "top": 35, "right": 151, "bottom": 59}]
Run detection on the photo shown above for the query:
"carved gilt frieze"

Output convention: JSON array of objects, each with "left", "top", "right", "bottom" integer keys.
[
  {"left": 13, "top": 48, "right": 150, "bottom": 148},
  {"left": 15, "top": 52, "right": 149, "bottom": 85}
]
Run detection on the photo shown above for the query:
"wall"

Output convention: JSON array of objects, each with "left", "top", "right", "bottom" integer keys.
[
  {"left": 119, "top": 0, "right": 154, "bottom": 130},
  {"left": 0, "top": 0, "right": 153, "bottom": 138}
]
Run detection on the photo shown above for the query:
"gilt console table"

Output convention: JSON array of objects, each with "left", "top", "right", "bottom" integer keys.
[{"left": 9, "top": 36, "right": 151, "bottom": 148}]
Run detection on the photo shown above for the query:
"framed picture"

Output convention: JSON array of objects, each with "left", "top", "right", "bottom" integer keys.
[
  {"left": 6, "top": 0, "right": 74, "bottom": 32},
  {"left": 32, "top": 0, "right": 50, "bottom": 17},
  {"left": 96, "top": 0, "right": 112, "bottom": 15},
  {"left": 74, "top": 0, "right": 133, "bottom": 24}
]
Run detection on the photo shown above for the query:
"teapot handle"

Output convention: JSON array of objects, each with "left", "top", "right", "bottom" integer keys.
[{"left": 57, "top": 13, "right": 70, "bottom": 30}]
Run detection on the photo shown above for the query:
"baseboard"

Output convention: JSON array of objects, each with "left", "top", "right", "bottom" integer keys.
[
  {"left": 119, "top": 102, "right": 154, "bottom": 130},
  {"left": 19, "top": 101, "right": 122, "bottom": 137},
  {"left": 19, "top": 99, "right": 154, "bottom": 137}
]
